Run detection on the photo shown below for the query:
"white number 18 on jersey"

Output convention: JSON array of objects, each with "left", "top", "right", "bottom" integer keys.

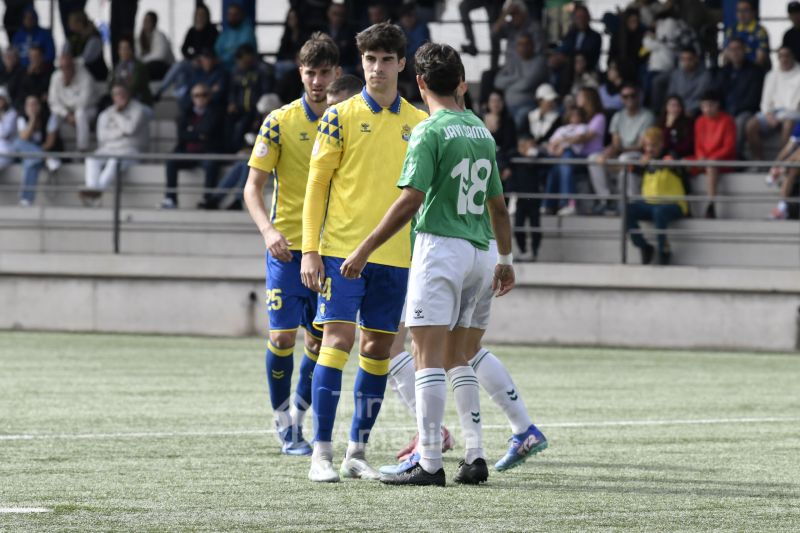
[{"left": 451, "top": 158, "right": 491, "bottom": 215}]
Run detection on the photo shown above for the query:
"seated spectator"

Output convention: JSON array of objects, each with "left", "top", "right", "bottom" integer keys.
[
  {"left": 48, "top": 50, "right": 99, "bottom": 152},
  {"left": 11, "top": 6, "right": 55, "bottom": 68},
  {"left": 136, "top": 11, "right": 174, "bottom": 81},
  {"left": 160, "top": 83, "right": 223, "bottom": 209},
  {"left": 659, "top": 95, "right": 694, "bottom": 159},
  {"left": 65, "top": 10, "right": 108, "bottom": 82},
  {"left": 156, "top": 4, "right": 219, "bottom": 101},
  {"left": 542, "top": 107, "right": 587, "bottom": 215},
  {"left": 643, "top": 10, "right": 697, "bottom": 111},
  {"left": 693, "top": 90, "right": 736, "bottom": 218},
  {"left": 629, "top": 0, "right": 670, "bottom": 29},
  {"left": 666, "top": 47, "right": 710, "bottom": 116},
  {"left": 723, "top": 0, "right": 769, "bottom": 70},
  {"left": 110, "top": 36, "right": 152, "bottom": 106},
  {"left": 459, "top": 0, "right": 503, "bottom": 63},
  {"left": 80, "top": 84, "right": 149, "bottom": 205},
  {"left": 215, "top": 3, "right": 258, "bottom": 70},
  {"left": 323, "top": 3, "right": 358, "bottom": 73},
  {"left": 589, "top": 84, "right": 654, "bottom": 212},
  {"left": 482, "top": 90, "right": 517, "bottom": 184},
  {"left": 0, "top": 47, "right": 25, "bottom": 105},
  {"left": 608, "top": 7, "right": 645, "bottom": 84},
  {"left": 519, "top": 83, "right": 562, "bottom": 156},
  {"left": 599, "top": 60, "right": 625, "bottom": 112},
  {"left": 714, "top": 37, "right": 764, "bottom": 158},
  {"left": 182, "top": 48, "right": 229, "bottom": 111},
  {"left": 561, "top": 51, "right": 599, "bottom": 107},
  {"left": 550, "top": 4, "right": 601, "bottom": 74},
  {"left": 274, "top": 8, "right": 309, "bottom": 83},
  {"left": 226, "top": 44, "right": 274, "bottom": 153},
  {"left": 0, "top": 87, "right": 18, "bottom": 172},
  {"left": 493, "top": 32, "right": 548, "bottom": 130},
  {"left": 626, "top": 127, "right": 687, "bottom": 266},
  {"left": 765, "top": 121, "right": 800, "bottom": 220},
  {"left": 745, "top": 47, "right": 800, "bottom": 161},
  {"left": 15, "top": 45, "right": 52, "bottom": 110},
  {"left": 491, "top": 1, "right": 544, "bottom": 70},
  {"left": 398, "top": 4, "right": 430, "bottom": 100},
  {"left": 13, "top": 95, "right": 61, "bottom": 206},
  {"left": 784, "top": 2, "right": 800, "bottom": 62}
]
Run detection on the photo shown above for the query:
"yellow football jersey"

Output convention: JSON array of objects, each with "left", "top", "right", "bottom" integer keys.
[
  {"left": 248, "top": 95, "right": 321, "bottom": 250},
  {"left": 306, "top": 88, "right": 428, "bottom": 268}
]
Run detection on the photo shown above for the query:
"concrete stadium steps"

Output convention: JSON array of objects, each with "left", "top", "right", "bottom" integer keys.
[
  {"left": 0, "top": 163, "right": 243, "bottom": 209},
  {"left": 689, "top": 172, "right": 781, "bottom": 219}
]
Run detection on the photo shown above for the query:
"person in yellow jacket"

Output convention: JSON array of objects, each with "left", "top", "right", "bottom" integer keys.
[{"left": 626, "top": 126, "right": 688, "bottom": 265}]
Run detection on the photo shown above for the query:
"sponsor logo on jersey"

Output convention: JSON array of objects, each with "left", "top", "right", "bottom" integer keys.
[
  {"left": 360, "top": 122, "right": 371, "bottom": 133},
  {"left": 300, "top": 132, "right": 310, "bottom": 141}
]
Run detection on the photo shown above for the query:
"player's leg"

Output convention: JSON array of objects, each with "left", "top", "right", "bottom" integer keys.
[{"left": 288, "top": 300, "right": 323, "bottom": 433}]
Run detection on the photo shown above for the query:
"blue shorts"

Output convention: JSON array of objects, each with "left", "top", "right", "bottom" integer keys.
[
  {"left": 315, "top": 256, "right": 408, "bottom": 334},
  {"left": 266, "top": 251, "right": 323, "bottom": 339}
]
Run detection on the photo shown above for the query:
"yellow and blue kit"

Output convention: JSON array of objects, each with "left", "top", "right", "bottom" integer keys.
[{"left": 302, "top": 87, "right": 428, "bottom": 334}]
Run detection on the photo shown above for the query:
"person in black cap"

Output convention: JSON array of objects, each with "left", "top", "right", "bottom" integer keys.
[{"left": 783, "top": 2, "right": 800, "bottom": 62}]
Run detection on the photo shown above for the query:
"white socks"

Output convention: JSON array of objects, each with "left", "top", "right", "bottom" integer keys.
[
  {"left": 415, "top": 368, "right": 447, "bottom": 473},
  {"left": 289, "top": 403, "right": 307, "bottom": 429},
  {"left": 470, "top": 348, "right": 533, "bottom": 435},
  {"left": 313, "top": 441, "right": 333, "bottom": 462},
  {"left": 274, "top": 409, "right": 292, "bottom": 433},
  {"left": 447, "top": 365, "right": 484, "bottom": 464},
  {"left": 346, "top": 440, "right": 366, "bottom": 460},
  {"left": 389, "top": 351, "right": 417, "bottom": 414}
]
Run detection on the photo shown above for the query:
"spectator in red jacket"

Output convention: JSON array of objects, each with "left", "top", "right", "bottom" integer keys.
[{"left": 694, "top": 90, "right": 736, "bottom": 218}]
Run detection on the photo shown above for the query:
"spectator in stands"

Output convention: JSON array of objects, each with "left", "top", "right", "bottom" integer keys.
[
  {"left": 491, "top": 1, "right": 544, "bottom": 70},
  {"left": 226, "top": 44, "right": 273, "bottom": 153},
  {"left": 482, "top": 90, "right": 517, "bottom": 184},
  {"left": 11, "top": 6, "right": 55, "bottom": 68},
  {"left": 666, "top": 47, "right": 710, "bottom": 116},
  {"left": 0, "top": 87, "right": 18, "bottom": 171},
  {"left": 608, "top": 7, "right": 645, "bottom": 84},
  {"left": 550, "top": 4, "right": 602, "bottom": 75},
  {"left": 659, "top": 95, "right": 694, "bottom": 159},
  {"left": 110, "top": 0, "right": 137, "bottom": 66},
  {"left": 0, "top": 47, "right": 25, "bottom": 106},
  {"left": 599, "top": 59, "right": 625, "bottom": 112},
  {"left": 589, "top": 84, "right": 654, "bottom": 213},
  {"left": 745, "top": 47, "right": 800, "bottom": 162},
  {"left": 459, "top": 0, "right": 502, "bottom": 62},
  {"left": 182, "top": 48, "right": 229, "bottom": 111},
  {"left": 65, "top": 10, "right": 108, "bottom": 82},
  {"left": 80, "top": 83, "right": 149, "bottom": 206},
  {"left": 643, "top": 10, "right": 697, "bottom": 111},
  {"left": 784, "top": 2, "right": 800, "bottom": 62},
  {"left": 160, "top": 82, "right": 223, "bottom": 209},
  {"left": 3, "top": 0, "right": 28, "bottom": 43},
  {"left": 694, "top": 90, "right": 736, "bottom": 219},
  {"left": 561, "top": 51, "right": 599, "bottom": 106},
  {"left": 215, "top": 3, "right": 258, "bottom": 70},
  {"left": 626, "top": 127, "right": 687, "bottom": 265},
  {"left": 48, "top": 50, "right": 98, "bottom": 152},
  {"left": 493, "top": 32, "right": 548, "bottom": 129},
  {"left": 136, "top": 11, "right": 174, "bottom": 82},
  {"left": 57, "top": 0, "right": 86, "bottom": 41},
  {"left": 15, "top": 45, "right": 52, "bottom": 110},
  {"left": 323, "top": 3, "right": 358, "bottom": 72},
  {"left": 543, "top": 106, "right": 589, "bottom": 216},
  {"left": 366, "top": 3, "right": 391, "bottom": 27},
  {"left": 398, "top": 3, "right": 430, "bottom": 100},
  {"left": 766, "top": 121, "right": 800, "bottom": 220},
  {"left": 275, "top": 8, "right": 310, "bottom": 82},
  {"left": 13, "top": 94, "right": 61, "bottom": 206},
  {"left": 723, "top": 0, "right": 769, "bottom": 70},
  {"left": 714, "top": 37, "right": 763, "bottom": 158},
  {"left": 110, "top": 36, "right": 152, "bottom": 106},
  {"left": 156, "top": 4, "right": 219, "bottom": 101},
  {"left": 519, "top": 83, "right": 562, "bottom": 155}
]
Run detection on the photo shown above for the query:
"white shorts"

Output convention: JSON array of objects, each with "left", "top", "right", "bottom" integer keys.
[{"left": 405, "top": 233, "right": 497, "bottom": 330}]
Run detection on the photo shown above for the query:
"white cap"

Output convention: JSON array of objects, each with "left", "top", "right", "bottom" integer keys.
[{"left": 535, "top": 83, "right": 558, "bottom": 102}]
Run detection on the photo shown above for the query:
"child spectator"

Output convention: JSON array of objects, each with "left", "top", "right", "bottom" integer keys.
[
  {"left": 626, "top": 127, "right": 687, "bottom": 265},
  {"left": 542, "top": 106, "right": 588, "bottom": 215},
  {"left": 693, "top": 90, "right": 736, "bottom": 219},
  {"left": 136, "top": 11, "right": 175, "bottom": 81}
]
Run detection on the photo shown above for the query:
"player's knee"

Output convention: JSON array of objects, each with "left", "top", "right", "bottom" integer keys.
[
  {"left": 360, "top": 334, "right": 394, "bottom": 359},
  {"left": 269, "top": 330, "right": 297, "bottom": 350},
  {"left": 305, "top": 334, "right": 322, "bottom": 356},
  {"left": 322, "top": 324, "right": 355, "bottom": 353}
]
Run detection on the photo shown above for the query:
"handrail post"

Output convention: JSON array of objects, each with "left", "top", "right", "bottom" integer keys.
[
  {"left": 620, "top": 165, "right": 629, "bottom": 264},
  {"left": 112, "top": 162, "right": 122, "bottom": 254}
]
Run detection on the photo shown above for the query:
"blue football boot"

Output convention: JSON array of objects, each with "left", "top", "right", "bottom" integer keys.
[{"left": 494, "top": 424, "right": 548, "bottom": 471}]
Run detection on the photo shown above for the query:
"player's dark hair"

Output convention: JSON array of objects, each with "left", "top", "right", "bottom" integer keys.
[
  {"left": 414, "top": 42, "right": 463, "bottom": 97},
  {"left": 356, "top": 22, "right": 407, "bottom": 59},
  {"left": 327, "top": 74, "right": 363, "bottom": 97},
  {"left": 298, "top": 32, "right": 339, "bottom": 68}
]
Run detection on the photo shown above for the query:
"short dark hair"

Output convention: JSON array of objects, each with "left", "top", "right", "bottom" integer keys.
[
  {"left": 414, "top": 42, "right": 463, "bottom": 96},
  {"left": 235, "top": 43, "right": 256, "bottom": 59},
  {"left": 356, "top": 22, "right": 407, "bottom": 59},
  {"left": 679, "top": 46, "right": 697, "bottom": 55},
  {"left": 700, "top": 89, "right": 722, "bottom": 103},
  {"left": 111, "top": 81, "right": 130, "bottom": 94},
  {"left": 621, "top": 82, "right": 639, "bottom": 93},
  {"left": 298, "top": 32, "right": 339, "bottom": 68},
  {"left": 145, "top": 11, "right": 158, "bottom": 25},
  {"left": 327, "top": 74, "right": 363, "bottom": 97},
  {"left": 727, "top": 36, "right": 746, "bottom": 48}
]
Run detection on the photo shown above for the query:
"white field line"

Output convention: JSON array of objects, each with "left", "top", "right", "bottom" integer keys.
[
  {"left": 0, "top": 507, "right": 52, "bottom": 513},
  {"left": 1, "top": 416, "right": 799, "bottom": 442}
]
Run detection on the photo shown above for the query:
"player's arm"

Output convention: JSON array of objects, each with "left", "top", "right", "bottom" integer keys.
[
  {"left": 243, "top": 166, "right": 292, "bottom": 262},
  {"left": 487, "top": 162, "right": 515, "bottom": 297},
  {"left": 340, "top": 187, "right": 425, "bottom": 279}
]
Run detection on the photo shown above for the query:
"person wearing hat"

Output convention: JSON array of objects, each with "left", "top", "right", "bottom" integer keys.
[
  {"left": 783, "top": 2, "right": 800, "bottom": 63},
  {"left": 0, "top": 86, "right": 18, "bottom": 171},
  {"left": 693, "top": 89, "right": 736, "bottom": 219}
]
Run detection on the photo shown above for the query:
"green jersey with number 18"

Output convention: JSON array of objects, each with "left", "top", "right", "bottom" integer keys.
[{"left": 397, "top": 109, "right": 504, "bottom": 251}]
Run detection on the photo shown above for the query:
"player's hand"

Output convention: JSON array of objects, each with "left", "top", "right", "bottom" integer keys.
[
  {"left": 263, "top": 227, "right": 292, "bottom": 262},
  {"left": 340, "top": 247, "right": 368, "bottom": 280},
  {"left": 301, "top": 252, "right": 325, "bottom": 293},
  {"left": 492, "top": 264, "right": 515, "bottom": 297}
]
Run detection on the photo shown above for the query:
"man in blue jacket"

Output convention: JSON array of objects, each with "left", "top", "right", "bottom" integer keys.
[{"left": 12, "top": 6, "right": 55, "bottom": 68}]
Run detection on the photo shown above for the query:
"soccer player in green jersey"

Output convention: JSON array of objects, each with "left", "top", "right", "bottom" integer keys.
[{"left": 341, "top": 42, "right": 516, "bottom": 486}]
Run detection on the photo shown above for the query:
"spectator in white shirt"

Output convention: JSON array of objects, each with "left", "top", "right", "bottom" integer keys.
[
  {"left": 136, "top": 11, "right": 174, "bottom": 81},
  {"left": 47, "top": 49, "right": 98, "bottom": 151}
]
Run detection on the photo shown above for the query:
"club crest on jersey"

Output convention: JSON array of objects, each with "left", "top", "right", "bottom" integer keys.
[
  {"left": 254, "top": 142, "right": 268, "bottom": 158},
  {"left": 360, "top": 122, "right": 371, "bottom": 133},
  {"left": 401, "top": 124, "right": 411, "bottom": 141},
  {"left": 300, "top": 132, "right": 310, "bottom": 141}
]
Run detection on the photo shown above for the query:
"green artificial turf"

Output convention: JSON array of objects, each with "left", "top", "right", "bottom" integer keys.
[{"left": 1, "top": 331, "right": 798, "bottom": 532}]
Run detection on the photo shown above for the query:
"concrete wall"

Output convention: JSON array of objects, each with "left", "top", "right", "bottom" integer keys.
[{"left": 2, "top": 253, "right": 798, "bottom": 352}]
